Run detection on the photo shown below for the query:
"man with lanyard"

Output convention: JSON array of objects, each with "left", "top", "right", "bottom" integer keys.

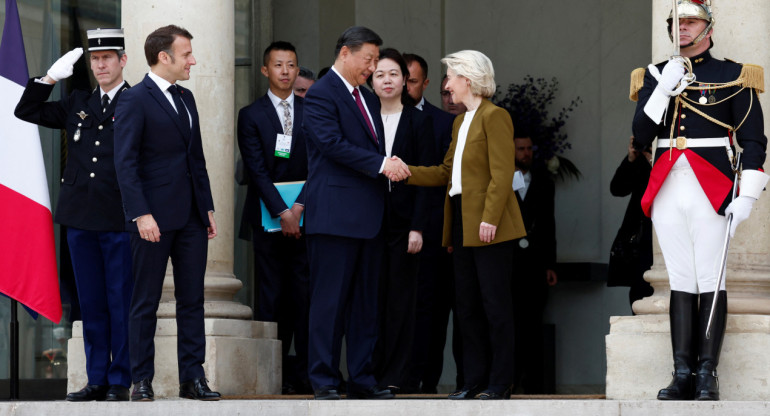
[
  {"left": 630, "top": 0, "right": 768, "bottom": 401},
  {"left": 14, "top": 29, "right": 133, "bottom": 401}
]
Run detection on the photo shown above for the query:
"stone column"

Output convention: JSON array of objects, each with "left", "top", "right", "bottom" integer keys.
[
  {"left": 67, "top": 0, "right": 281, "bottom": 397},
  {"left": 606, "top": 0, "right": 770, "bottom": 400}
]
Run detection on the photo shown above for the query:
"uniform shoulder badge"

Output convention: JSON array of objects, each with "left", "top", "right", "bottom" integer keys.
[
  {"left": 76, "top": 111, "right": 89, "bottom": 120},
  {"left": 629, "top": 67, "right": 646, "bottom": 102}
]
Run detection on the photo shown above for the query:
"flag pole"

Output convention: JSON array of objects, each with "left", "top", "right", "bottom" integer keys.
[{"left": 9, "top": 299, "right": 19, "bottom": 400}]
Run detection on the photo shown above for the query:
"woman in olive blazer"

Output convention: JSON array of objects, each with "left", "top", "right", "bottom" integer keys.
[{"left": 408, "top": 50, "right": 525, "bottom": 400}]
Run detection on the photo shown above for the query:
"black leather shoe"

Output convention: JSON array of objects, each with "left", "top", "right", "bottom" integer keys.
[
  {"left": 131, "top": 379, "right": 154, "bottom": 402},
  {"left": 448, "top": 385, "right": 483, "bottom": 400},
  {"left": 105, "top": 385, "right": 130, "bottom": 401},
  {"left": 65, "top": 384, "right": 109, "bottom": 401},
  {"left": 346, "top": 385, "right": 394, "bottom": 400},
  {"left": 180, "top": 378, "right": 221, "bottom": 401},
  {"left": 476, "top": 385, "right": 513, "bottom": 400},
  {"left": 314, "top": 385, "right": 340, "bottom": 400}
]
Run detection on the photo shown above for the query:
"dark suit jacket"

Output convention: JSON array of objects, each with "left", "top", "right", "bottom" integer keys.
[
  {"left": 422, "top": 99, "right": 454, "bottom": 156},
  {"left": 15, "top": 78, "right": 129, "bottom": 231},
  {"left": 420, "top": 99, "right": 455, "bottom": 243},
  {"left": 237, "top": 94, "right": 308, "bottom": 229},
  {"left": 514, "top": 168, "right": 556, "bottom": 271},
  {"left": 302, "top": 70, "right": 386, "bottom": 239},
  {"left": 114, "top": 74, "right": 214, "bottom": 232},
  {"left": 386, "top": 105, "right": 437, "bottom": 233}
]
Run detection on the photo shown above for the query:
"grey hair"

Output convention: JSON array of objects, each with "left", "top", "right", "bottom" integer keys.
[{"left": 441, "top": 50, "right": 495, "bottom": 98}]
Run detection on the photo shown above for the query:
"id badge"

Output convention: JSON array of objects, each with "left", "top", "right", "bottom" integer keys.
[{"left": 275, "top": 134, "right": 292, "bottom": 158}]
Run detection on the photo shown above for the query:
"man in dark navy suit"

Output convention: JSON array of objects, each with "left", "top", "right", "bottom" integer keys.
[
  {"left": 400, "top": 52, "right": 463, "bottom": 393},
  {"left": 114, "top": 24, "right": 220, "bottom": 402},
  {"left": 237, "top": 41, "right": 310, "bottom": 394},
  {"left": 15, "top": 28, "right": 132, "bottom": 402},
  {"left": 302, "top": 26, "right": 410, "bottom": 400}
]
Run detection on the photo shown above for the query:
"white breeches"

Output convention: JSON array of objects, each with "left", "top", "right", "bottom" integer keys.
[{"left": 651, "top": 156, "right": 727, "bottom": 294}]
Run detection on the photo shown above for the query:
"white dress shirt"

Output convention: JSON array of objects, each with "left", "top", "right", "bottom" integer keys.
[
  {"left": 266, "top": 89, "right": 295, "bottom": 132},
  {"left": 448, "top": 108, "right": 477, "bottom": 197},
  {"left": 147, "top": 70, "right": 191, "bottom": 128},
  {"left": 330, "top": 66, "right": 386, "bottom": 173}
]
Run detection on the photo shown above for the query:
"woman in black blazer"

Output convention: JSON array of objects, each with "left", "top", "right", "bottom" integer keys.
[{"left": 368, "top": 48, "right": 438, "bottom": 391}]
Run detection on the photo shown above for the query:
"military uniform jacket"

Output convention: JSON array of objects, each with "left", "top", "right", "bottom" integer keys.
[
  {"left": 14, "top": 78, "right": 129, "bottom": 231},
  {"left": 631, "top": 51, "right": 767, "bottom": 216}
]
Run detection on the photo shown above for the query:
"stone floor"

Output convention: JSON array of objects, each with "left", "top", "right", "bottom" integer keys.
[{"left": 2, "top": 398, "right": 770, "bottom": 416}]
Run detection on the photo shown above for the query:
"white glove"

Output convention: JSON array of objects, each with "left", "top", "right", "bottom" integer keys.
[
  {"left": 725, "top": 195, "right": 756, "bottom": 238},
  {"left": 47, "top": 48, "right": 83, "bottom": 82},
  {"left": 657, "top": 59, "right": 686, "bottom": 96}
]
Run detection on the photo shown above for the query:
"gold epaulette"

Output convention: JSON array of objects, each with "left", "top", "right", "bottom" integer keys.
[
  {"left": 629, "top": 67, "right": 646, "bottom": 102},
  {"left": 739, "top": 63, "right": 764, "bottom": 93}
]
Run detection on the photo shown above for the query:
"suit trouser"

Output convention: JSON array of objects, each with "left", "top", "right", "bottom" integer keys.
[
  {"left": 411, "top": 237, "right": 463, "bottom": 391},
  {"left": 306, "top": 232, "right": 383, "bottom": 390},
  {"left": 129, "top": 210, "right": 208, "bottom": 383},
  {"left": 451, "top": 196, "right": 515, "bottom": 389},
  {"left": 510, "top": 256, "right": 548, "bottom": 393},
  {"left": 651, "top": 156, "right": 727, "bottom": 294},
  {"left": 373, "top": 228, "right": 419, "bottom": 387},
  {"left": 67, "top": 228, "right": 133, "bottom": 387},
  {"left": 251, "top": 226, "right": 310, "bottom": 384}
]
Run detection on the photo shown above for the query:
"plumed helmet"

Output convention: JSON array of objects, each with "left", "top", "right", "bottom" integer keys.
[{"left": 667, "top": 0, "right": 714, "bottom": 46}]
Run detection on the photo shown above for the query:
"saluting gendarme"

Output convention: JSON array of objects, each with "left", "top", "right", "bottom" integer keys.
[{"left": 15, "top": 28, "right": 133, "bottom": 402}]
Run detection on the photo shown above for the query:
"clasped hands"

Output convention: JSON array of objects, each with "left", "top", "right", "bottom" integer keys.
[{"left": 383, "top": 156, "right": 411, "bottom": 182}]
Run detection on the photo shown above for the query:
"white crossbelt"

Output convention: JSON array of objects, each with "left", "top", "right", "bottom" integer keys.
[{"left": 657, "top": 137, "right": 730, "bottom": 150}]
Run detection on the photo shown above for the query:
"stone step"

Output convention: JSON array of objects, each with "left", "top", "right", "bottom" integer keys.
[{"left": 2, "top": 399, "right": 769, "bottom": 416}]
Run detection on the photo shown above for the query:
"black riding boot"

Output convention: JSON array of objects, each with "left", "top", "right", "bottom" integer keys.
[
  {"left": 695, "top": 291, "right": 727, "bottom": 401},
  {"left": 657, "top": 290, "right": 698, "bottom": 400}
]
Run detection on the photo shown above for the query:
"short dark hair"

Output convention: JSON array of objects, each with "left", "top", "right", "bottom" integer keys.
[
  {"left": 262, "top": 41, "right": 297, "bottom": 66},
  {"left": 317, "top": 66, "right": 331, "bottom": 79},
  {"left": 334, "top": 26, "right": 382, "bottom": 58},
  {"left": 402, "top": 53, "right": 428, "bottom": 81},
  {"left": 298, "top": 66, "right": 315, "bottom": 80},
  {"left": 144, "top": 25, "right": 193, "bottom": 66},
  {"left": 367, "top": 47, "right": 414, "bottom": 106}
]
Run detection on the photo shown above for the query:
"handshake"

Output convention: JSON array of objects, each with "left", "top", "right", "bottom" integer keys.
[{"left": 383, "top": 156, "right": 411, "bottom": 182}]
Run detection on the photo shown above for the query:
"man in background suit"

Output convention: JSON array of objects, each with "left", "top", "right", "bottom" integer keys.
[
  {"left": 400, "top": 52, "right": 463, "bottom": 393},
  {"left": 302, "top": 26, "right": 410, "bottom": 400},
  {"left": 14, "top": 28, "right": 132, "bottom": 402},
  {"left": 511, "top": 134, "right": 557, "bottom": 394},
  {"left": 114, "top": 24, "right": 220, "bottom": 402},
  {"left": 237, "top": 40, "right": 310, "bottom": 394}
]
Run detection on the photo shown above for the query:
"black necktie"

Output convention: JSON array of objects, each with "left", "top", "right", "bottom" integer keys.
[
  {"left": 101, "top": 94, "right": 109, "bottom": 113},
  {"left": 168, "top": 85, "right": 191, "bottom": 133}
]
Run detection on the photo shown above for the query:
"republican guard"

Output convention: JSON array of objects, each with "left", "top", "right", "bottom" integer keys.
[{"left": 630, "top": 0, "right": 768, "bottom": 401}]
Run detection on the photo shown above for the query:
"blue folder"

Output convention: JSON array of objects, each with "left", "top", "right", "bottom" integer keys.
[{"left": 260, "top": 181, "right": 305, "bottom": 232}]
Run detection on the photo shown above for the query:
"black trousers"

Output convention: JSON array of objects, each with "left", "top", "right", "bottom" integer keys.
[
  {"left": 410, "top": 241, "right": 463, "bottom": 391},
  {"left": 251, "top": 225, "right": 310, "bottom": 386},
  {"left": 373, "top": 229, "right": 420, "bottom": 387},
  {"left": 511, "top": 256, "right": 548, "bottom": 393},
  {"left": 451, "top": 195, "right": 515, "bottom": 390}
]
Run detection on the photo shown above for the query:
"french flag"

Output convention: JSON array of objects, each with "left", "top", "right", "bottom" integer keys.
[{"left": 0, "top": 0, "right": 62, "bottom": 323}]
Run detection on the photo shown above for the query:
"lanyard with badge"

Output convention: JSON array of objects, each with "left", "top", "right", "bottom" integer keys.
[{"left": 276, "top": 100, "right": 293, "bottom": 158}]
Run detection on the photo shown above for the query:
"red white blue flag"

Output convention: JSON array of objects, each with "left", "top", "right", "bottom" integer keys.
[{"left": 0, "top": 0, "right": 62, "bottom": 323}]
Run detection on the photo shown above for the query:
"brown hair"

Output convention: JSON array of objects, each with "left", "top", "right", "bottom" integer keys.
[{"left": 144, "top": 25, "right": 193, "bottom": 66}]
